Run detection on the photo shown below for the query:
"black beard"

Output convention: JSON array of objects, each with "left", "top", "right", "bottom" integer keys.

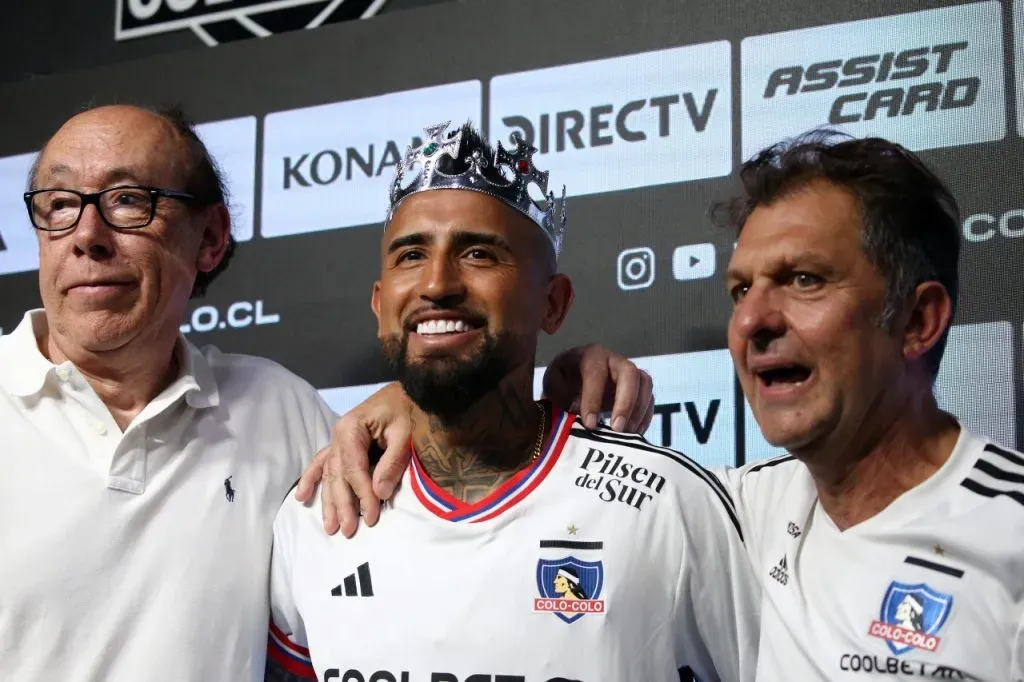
[{"left": 382, "top": 329, "right": 521, "bottom": 425}]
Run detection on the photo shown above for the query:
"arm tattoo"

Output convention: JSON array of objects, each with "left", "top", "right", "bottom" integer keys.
[{"left": 265, "top": 656, "right": 316, "bottom": 682}]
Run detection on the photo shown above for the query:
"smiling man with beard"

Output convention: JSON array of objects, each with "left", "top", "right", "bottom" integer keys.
[{"left": 265, "top": 121, "right": 760, "bottom": 682}]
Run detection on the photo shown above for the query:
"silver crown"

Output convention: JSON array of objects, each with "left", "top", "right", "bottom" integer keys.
[{"left": 386, "top": 121, "right": 567, "bottom": 258}]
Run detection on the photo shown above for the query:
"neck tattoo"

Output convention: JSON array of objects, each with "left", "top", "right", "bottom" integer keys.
[{"left": 416, "top": 401, "right": 549, "bottom": 505}]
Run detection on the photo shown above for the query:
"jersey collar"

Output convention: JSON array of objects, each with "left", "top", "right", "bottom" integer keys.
[{"left": 408, "top": 403, "right": 574, "bottom": 523}]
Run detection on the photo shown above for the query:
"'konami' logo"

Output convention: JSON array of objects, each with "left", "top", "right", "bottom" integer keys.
[
  {"left": 259, "top": 80, "right": 481, "bottom": 238},
  {"left": 280, "top": 136, "right": 423, "bottom": 189}
]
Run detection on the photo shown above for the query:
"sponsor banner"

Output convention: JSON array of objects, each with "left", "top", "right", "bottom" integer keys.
[
  {"left": 318, "top": 373, "right": 547, "bottom": 420},
  {"left": 0, "top": 152, "right": 40, "bottom": 276},
  {"left": 490, "top": 42, "right": 732, "bottom": 198},
  {"left": 1017, "top": 0, "right": 1024, "bottom": 137},
  {"left": 624, "top": 350, "right": 736, "bottom": 469},
  {"left": 116, "top": 0, "right": 329, "bottom": 40},
  {"left": 745, "top": 321, "right": 1017, "bottom": 462},
  {"left": 0, "top": 116, "right": 255, "bottom": 279},
  {"left": 260, "top": 81, "right": 482, "bottom": 239},
  {"left": 319, "top": 380, "right": 392, "bottom": 417},
  {"left": 320, "top": 349, "right": 737, "bottom": 469},
  {"left": 178, "top": 298, "right": 281, "bottom": 335},
  {"left": 741, "top": 1, "right": 1005, "bottom": 159},
  {"left": 962, "top": 207, "right": 1024, "bottom": 243},
  {"left": 839, "top": 653, "right": 968, "bottom": 676},
  {"left": 195, "top": 117, "right": 257, "bottom": 243}
]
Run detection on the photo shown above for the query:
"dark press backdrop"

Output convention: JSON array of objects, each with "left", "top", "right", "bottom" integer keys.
[{"left": 0, "top": 0, "right": 1016, "bottom": 470}]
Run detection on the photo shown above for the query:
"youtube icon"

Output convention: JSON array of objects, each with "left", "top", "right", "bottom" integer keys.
[{"left": 672, "top": 243, "right": 716, "bottom": 281}]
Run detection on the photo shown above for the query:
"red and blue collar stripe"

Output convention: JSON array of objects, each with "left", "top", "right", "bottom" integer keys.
[{"left": 409, "top": 406, "right": 573, "bottom": 523}]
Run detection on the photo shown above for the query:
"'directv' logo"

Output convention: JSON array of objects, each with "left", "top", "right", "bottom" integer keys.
[{"left": 490, "top": 42, "right": 732, "bottom": 198}]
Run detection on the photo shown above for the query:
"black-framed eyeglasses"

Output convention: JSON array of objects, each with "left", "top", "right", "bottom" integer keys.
[{"left": 23, "top": 186, "right": 200, "bottom": 232}]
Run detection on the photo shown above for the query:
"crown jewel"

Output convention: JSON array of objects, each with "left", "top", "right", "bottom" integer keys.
[{"left": 387, "top": 121, "right": 567, "bottom": 258}]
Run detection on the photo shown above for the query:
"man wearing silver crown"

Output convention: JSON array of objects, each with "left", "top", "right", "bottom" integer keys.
[{"left": 265, "top": 122, "right": 760, "bottom": 681}]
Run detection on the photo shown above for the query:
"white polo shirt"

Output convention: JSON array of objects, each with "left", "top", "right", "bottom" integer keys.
[{"left": 0, "top": 309, "right": 336, "bottom": 682}]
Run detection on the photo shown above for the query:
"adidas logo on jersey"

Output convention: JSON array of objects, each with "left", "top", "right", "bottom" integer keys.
[
  {"left": 330, "top": 562, "right": 374, "bottom": 597},
  {"left": 770, "top": 556, "right": 789, "bottom": 586}
]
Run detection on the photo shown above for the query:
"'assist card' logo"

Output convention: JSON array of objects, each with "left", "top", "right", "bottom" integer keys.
[
  {"left": 741, "top": 2, "right": 1005, "bottom": 158},
  {"left": 491, "top": 41, "right": 732, "bottom": 198}
]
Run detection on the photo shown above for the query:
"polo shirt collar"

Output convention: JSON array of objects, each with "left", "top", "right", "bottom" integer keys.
[
  {"left": 0, "top": 310, "right": 59, "bottom": 396},
  {"left": 179, "top": 335, "right": 219, "bottom": 409},
  {"left": 0, "top": 309, "right": 219, "bottom": 409}
]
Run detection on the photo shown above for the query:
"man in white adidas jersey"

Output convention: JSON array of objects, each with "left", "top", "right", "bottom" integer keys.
[
  {"left": 265, "top": 122, "right": 761, "bottom": 682},
  {"left": 331, "top": 130, "right": 1024, "bottom": 681},
  {"left": 716, "top": 132, "right": 1024, "bottom": 680}
]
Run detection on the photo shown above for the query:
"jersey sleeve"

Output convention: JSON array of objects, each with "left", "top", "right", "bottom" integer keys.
[
  {"left": 712, "top": 457, "right": 806, "bottom": 578},
  {"left": 672, "top": 474, "right": 762, "bottom": 682},
  {"left": 711, "top": 466, "right": 762, "bottom": 572},
  {"left": 268, "top": 506, "right": 316, "bottom": 679}
]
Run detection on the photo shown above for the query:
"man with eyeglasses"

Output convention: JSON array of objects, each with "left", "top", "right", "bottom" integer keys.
[
  {"left": 27, "top": 186, "right": 200, "bottom": 233},
  {"left": 0, "top": 104, "right": 653, "bottom": 681}
]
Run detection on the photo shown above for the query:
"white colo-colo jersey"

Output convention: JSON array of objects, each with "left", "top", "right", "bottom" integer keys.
[
  {"left": 719, "top": 426, "right": 1024, "bottom": 681},
  {"left": 270, "top": 406, "right": 761, "bottom": 682}
]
